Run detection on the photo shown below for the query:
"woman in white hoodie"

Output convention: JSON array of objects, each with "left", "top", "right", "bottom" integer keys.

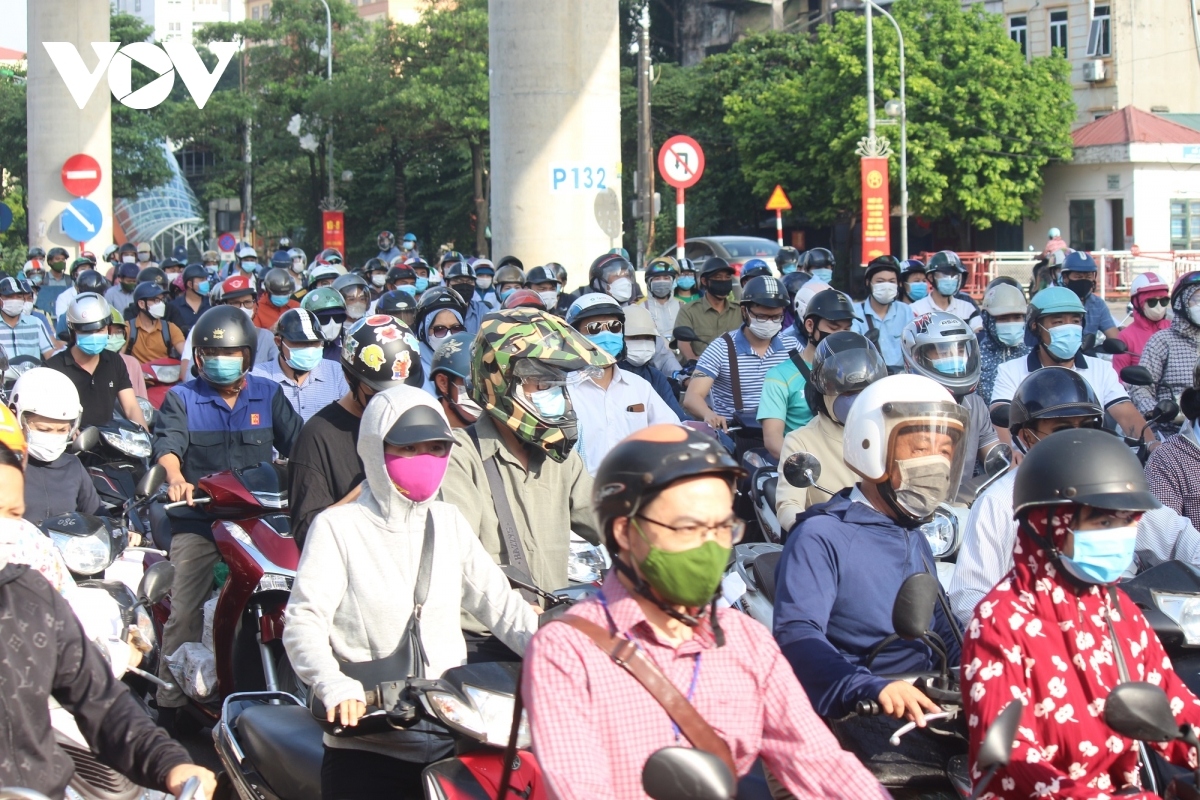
[{"left": 284, "top": 385, "right": 539, "bottom": 800}]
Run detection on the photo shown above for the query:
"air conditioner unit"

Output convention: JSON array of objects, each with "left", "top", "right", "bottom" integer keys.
[{"left": 1083, "top": 60, "right": 1107, "bottom": 82}]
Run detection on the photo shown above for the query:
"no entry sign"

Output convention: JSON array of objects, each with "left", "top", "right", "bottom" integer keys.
[{"left": 61, "top": 154, "right": 102, "bottom": 197}]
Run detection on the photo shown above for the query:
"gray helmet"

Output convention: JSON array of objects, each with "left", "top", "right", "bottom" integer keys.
[
  {"left": 900, "top": 311, "right": 980, "bottom": 399},
  {"left": 65, "top": 293, "right": 112, "bottom": 333},
  {"left": 430, "top": 331, "right": 474, "bottom": 382}
]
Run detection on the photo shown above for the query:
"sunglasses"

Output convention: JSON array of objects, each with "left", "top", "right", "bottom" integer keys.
[
  {"left": 431, "top": 324, "right": 467, "bottom": 337},
  {"left": 581, "top": 320, "right": 623, "bottom": 335},
  {"left": 1143, "top": 297, "right": 1170, "bottom": 308}
]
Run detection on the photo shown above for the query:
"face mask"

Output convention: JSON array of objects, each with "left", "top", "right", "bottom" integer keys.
[
  {"left": 994, "top": 321, "right": 1025, "bottom": 347},
  {"left": 345, "top": 302, "right": 367, "bottom": 320},
  {"left": 120, "top": 282, "right": 135, "bottom": 293},
  {"left": 414, "top": 277, "right": 430, "bottom": 294},
  {"left": 428, "top": 331, "right": 452, "bottom": 351},
  {"left": 385, "top": 452, "right": 450, "bottom": 503},
  {"left": 893, "top": 455, "right": 953, "bottom": 519},
  {"left": 285, "top": 343, "right": 323, "bottom": 373},
  {"left": 451, "top": 385, "right": 484, "bottom": 422},
  {"left": 780, "top": 264, "right": 798, "bottom": 275},
  {"left": 403, "top": 241, "right": 413, "bottom": 250},
  {"left": 930, "top": 354, "right": 968, "bottom": 375},
  {"left": 2, "top": 299, "right": 25, "bottom": 317},
  {"left": 138, "top": 253, "right": 151, "bottom": 263},
  {"left": 677, "top": 276, "right": 697, "bottom": 290},
  {"left": 1061, "top": 525, "right": 1138, "bottom": 585},
  {"left": 396, "top": 284, "right": 418, "bottom": 297},
  {"left": 21, "top": 301, "right": 33, "bottom": 317},
  {"left": 538, "top": 290, "right": 560, "bottom": 309},
  {"left": 499, "top": 287, "right": 516, "bottom": 303},
  {"left": 321, "top": 319, "right": 342, "bottom": 341},
  {"left": 194, "top": 280, "right": 211, "bottom": 296},
  {"left": 291, "top": 259, "right": 306, "bottom": 273},
  {"left": 26, "top": 430, "right": 70, "bottom": 463},
  {"left": 1043, "top": 323, "right": 1083, "bottom": 361},
  {"left": 871, "top": 283, "right": 899, "bottom": 304},
  {"left": 106, "top": 334, "right": 127, "bottom": 353},
  {"left": 201, "top": 354, "right": 245, "bottom": 385},
  {"left": 50, "top": 261, "right": 67, "bottom": 272},
  {"left": 707, "top": 279, "right": 733, "bottom": 298},
  {"left": 148, "top": 301, "right": 166, "bottom": 319},
  {"left": 634, "top": 522, "right": 731, "bottom": 607},
  {"left": 625, "top": 340, "right": 656, "bottom": 367},
  {"left": 29, "top": 273, "right": 44, "bottom": 287},
  {"left": 907, "top": 281, "right": 928, "bottom": 300},
  {"left": 270, "top": 294, "right": 291, "bottom": 308},
  {"left": 1143, "top": 302, "right": 1168, "bottom": 322},
  {"left": 811, "top": 268, "right": 834, "bottom": 284},
  {"left": 239, "top": 306, "right": 256, "bottom": 323},
  {"left": 76, "top": 332, "right": 108, "bottom": 355},
  {"left": 608, "top": 277, "right": 634, "bottom": 304},
  {"left": 1066, "top": 278, "right": 1093, "bottom": 300},
  {"left": 649, "top": 279, "right": 674, "bottom": 299},
  {"left": 371, "top": 273, "right": 387, "bottom": 288},
  {"left": 122, "top": 255, "right": 136, "bottom": 264},
  {"left": 1189, "top": 306, "right": 1200, "bottom": 327},
  {"left": 476, "top": 276, "right": 493, "bottom": 290},
  {"left": 529, "top": 385, "right": 567, "bottom": 418},
  {"left": 935, "top": 276, "right": 960, "bottom": 297},
  {"left": 454, "top": 283, "right": 477, "bottom": 302},
  {"left": 747, "top": 318, "right": 782, "bottom": 340},
  {"left": 241, "top": 260, "right": 259, "bottom": 274},
  {"left": 587, "top": 330, "right": 624, "bottom": 358}
]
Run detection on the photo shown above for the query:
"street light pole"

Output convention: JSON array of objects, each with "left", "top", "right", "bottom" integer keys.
[
  {"left": 864, "top": 0, "right": 876, "bottom": 143},
  {"left": 317, "top": 0, "right": 334, "bottom": 202},
  {"left": 870, "top": 1, "right": 907, "bottom": 260}
]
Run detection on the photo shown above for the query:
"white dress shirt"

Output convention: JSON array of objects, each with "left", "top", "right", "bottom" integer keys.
[
  {"left": 570, "top": 366, "right": 680, "bottom": 475},
  {"left": 948, "top": 468, "right": 1200, "bottom": 625}
]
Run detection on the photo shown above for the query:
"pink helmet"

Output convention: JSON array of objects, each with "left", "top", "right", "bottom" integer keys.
[{"left": 1130, "top": 271, "right": 1168, "bottom": 299}]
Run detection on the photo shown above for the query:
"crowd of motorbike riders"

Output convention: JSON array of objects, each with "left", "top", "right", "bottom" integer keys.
[{"left": 4, "top": 227, "right": 1200, "bottom": 800}]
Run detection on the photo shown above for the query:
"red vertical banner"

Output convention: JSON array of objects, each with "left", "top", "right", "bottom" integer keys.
[
  {"left": 322, "top": 211, "right": 346, "bottom": 253},
  {"left": 860, "top": 157, "right": 891, "bottom": 263}
]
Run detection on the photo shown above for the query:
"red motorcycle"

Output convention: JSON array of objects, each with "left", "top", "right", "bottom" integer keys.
[
  {"left": 146, "top": 460, "right": 303, "bottom": 729},
  {"left": 141, "top": 356, "right": 183, "bottom": 409}
]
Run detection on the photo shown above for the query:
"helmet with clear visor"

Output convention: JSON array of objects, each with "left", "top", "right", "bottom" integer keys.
[{"left": 900, "top": 311, "right": 981, "bottom": 399}]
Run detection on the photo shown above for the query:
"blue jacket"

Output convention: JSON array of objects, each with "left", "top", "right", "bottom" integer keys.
[{"left": 773, "top": 490, "right": 961, "bottom": 718}]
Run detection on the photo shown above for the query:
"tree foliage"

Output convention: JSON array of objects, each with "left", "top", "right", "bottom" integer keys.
[{"left": 110, "top": 12, "right": 173, "bottom": 198}]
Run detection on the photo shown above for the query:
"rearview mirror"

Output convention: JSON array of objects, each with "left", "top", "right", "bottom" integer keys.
[
  {"left": 983, "top": 444, "right": 1012, "bottom": 477},
  {"left": 1120, "top": 365, "right": 1154, "bottom": 387},
  {"left": 1102, "top": 337, "right": 1128, "bottom": 355},
  {"left": 672, "top": 326, "right": 701, "bottom": 344},
  {"left": 978, "top": 699, "right": 1025, "bottom": 769},
  {"left": 989, "top": 404, "right": 1010, "bottom": 430},
  {"left": 782, "top": 452, "right": 822, "bottom": 489},
  {"left": 1104, "top": 682, "right": 1181, "bottom": 743},
  {"left": 136, "top": 561, "right": 176, "bottom": 608},
  {"left": 136, "top": 464, "right": 167, "bottom": 500},
  {"left": 1154, "top": 399, "right": 1180, "bottom": 423},
  {"left": 642, "top": 747, "right": 734, "bottom": 800},
  {"left": 892, "top": 572, "right": 940, "bottom": 641},
  {"left": 68, "top": 426, "right": 101, "bottom": 455}
]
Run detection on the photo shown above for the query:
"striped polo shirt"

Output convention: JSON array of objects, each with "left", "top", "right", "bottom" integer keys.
[
  {"left": 694, "top": 326, "right": 800, "bottom": 418},
  {"left": 0, "top": 315, "right": 53, "bottom": 361}
]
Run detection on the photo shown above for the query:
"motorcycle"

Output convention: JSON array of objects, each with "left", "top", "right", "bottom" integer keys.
[
  {"left": 80, "top": 402, "right": 158, "bottom": 524},
  {"left": 1118, "top": 364, "right": 1184, "bottom": 451},
  {"left": 141, "top": 357, "right": 183, "bottom": 410}
]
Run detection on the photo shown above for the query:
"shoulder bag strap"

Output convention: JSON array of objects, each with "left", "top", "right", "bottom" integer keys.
[
  {"left": 860, "top": 301, "right": 876, "bottom": 332},
  {"left": 551, "top": 615, "right": 737, "bottom": 777},
  {"left": 467, "top": 424, "right": 537, "bottom": 601},
  {"left": 124, "top": 319, "right": 138, "bottom": 355},
  {"left": 722, "top": 332, "right": 743, "bottom": 413},
  {"left": 400, "top": 511, "right": 437, "bottom": 675},
  {"left": 789, "top": 349, "right": 811, "bottom": 382}
]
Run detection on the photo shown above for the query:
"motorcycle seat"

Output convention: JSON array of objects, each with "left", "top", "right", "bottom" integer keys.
[
  {"left": 750, "top": 550, "right": 782, "bottom": 605},
  {"left": 237, "top": 704, "right": 324, "bottom": 799},
  {"left": 149, "top": 502, "right": 173, "bottom": 553},
  {"left": 761, "top": 475, "right": 778, "bottom": 514}
]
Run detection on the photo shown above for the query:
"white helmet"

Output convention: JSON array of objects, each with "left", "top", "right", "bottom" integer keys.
[
  {"left": 65, "top": 292, "right": 112, "bottom": 331},
  {"left": 10, "top": 367, "right": 82, "bottom": 432},
  {"left": 236, "top": 243, "right": 258, "bottom": 260},
  {"left": 981, "top": 283, "right": 1028, "bottom": 318},
  {"left": 842, "top": 374, "right": 970, "bottom": 521},
  {"left": 792, "top": 280, "right": 831, "bottom": 322},
  {"left": 1048, "top": 227, "right": 1062, "bottom": 239}
]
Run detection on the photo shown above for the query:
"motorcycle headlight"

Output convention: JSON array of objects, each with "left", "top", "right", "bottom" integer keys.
[
  {"left": 1154, "top": 593, "right": 1200, "bottom": 645},
  {"left": 920, "top": 510, "right": 959, "bottom": 558},
  {"left": 135, "top": 606, "right": 156, "bottom": 651},
  {"left": 426, "top": 686, "right": 530, "bottom": 748},
  {"left": 568, "top": 541, "right": 609, "bottom": 584},
  {"left": 102, "top": 428, "right": 152, "bottom": 458},
  {"left": 51, "top": 530, "right": 113, "bottom": 575}
]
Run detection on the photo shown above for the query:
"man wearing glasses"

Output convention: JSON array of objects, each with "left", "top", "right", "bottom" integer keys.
[
  {"left": 177, "top": 276, "right": 280, "bottom": 382},
  {"left": 564, "top": 294, "right": 679, "bottom": 475},
  {"left": 683, "top": 276, "right": 799, "bottom": 434}
]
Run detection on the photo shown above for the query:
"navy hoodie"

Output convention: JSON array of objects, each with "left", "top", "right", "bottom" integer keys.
[{"left": 773, "top": 490, "right": 962, "bottom": 718}]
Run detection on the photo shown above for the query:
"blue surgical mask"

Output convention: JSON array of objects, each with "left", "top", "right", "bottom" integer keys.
[
  {"left": 780, "top": 264, "right": 798, "bottom": 275},
  {"left": 241, "top": 260, "right": 259, "bottom": 274},
  {"left": 907, "top": 281, "right": 928, "bottom": 300},
  {"left": 529, "top": 386, "right": 567, "bottom": 418},
  {"left": 587, "top": 330, "right": 624, "bottom": 358},
  {"left": 196, "top": 280, "right": 211, "bottom": 296},
  {"left": 414, "top": 277, "right": 430, "bottom": 293},
  {"left": 930, "top": 355, "right": 969, "bottom": 375},
  {"left": 500, "top": 287, "right": 516, "bottom": 303},
  {"left": 811, "top": 268, "right": 833, "bottom": 283},
  {"left": 677, "top": 276, "right": 697, "bottom": 290},
  {"left": 994, "top": 321, "right": 1025, "bottom": 347},
  {"left": 270, "top": 293, "right": 291, "bottom": 308},
  {"left": 1043, "top": 323, "right": 1083, "bottom": 361},
  {"left": 936, "top": 276, "right": 960, "bottom": 297},
  {"left": 397, "top": 284, "right": 418, "bottom": 296},
  {"left": 1061, "top": 525, "right": 1138, "bottom": 584},
  {"left": 75, "top": 332, "right": 108, "bottom": 355},
  {"left": 285, "top": 344, "right": 323, "bottom": 373},
  {"left": 201, "top": 355, "right": 245, "bottom": 385}
]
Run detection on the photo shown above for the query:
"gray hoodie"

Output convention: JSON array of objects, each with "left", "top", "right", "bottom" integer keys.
[{"left": 283, "top": 385, "right": 538, "bottom": 755}]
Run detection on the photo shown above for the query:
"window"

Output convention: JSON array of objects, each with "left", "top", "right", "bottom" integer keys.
[
  {"left": 177, "top": 148, "right": 216, "bottom": 177},
  {"left": 134, "top": 0, "right": 141, "bottom": 10},
  {"left": 1087, "top": 5, "right": 1111, "bottom": 56},
  {"left": 1170, "top": 200, "right": 1200, "bottom": 249},
  {"left": 168, "top": 22, "right": 181, "bottom": 31},
  {"left": 1050, "top": 10, "right": 1068, "bottom": 56},
  {"left": 1069, "top": 199, "right": 1095, "bottom": 251},
  {"left": 252, "top": 5, "right": 260, "bottom": 19},
  {"left": 1009, "top": 16, "right": 1028, "bottom": 56}
]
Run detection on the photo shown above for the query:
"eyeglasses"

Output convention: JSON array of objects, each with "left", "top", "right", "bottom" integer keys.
[
  {"left": 634, "top": 513, "right": 745, "bottom": 550},
  {"left": 1143, "top": 297, "right": 1170, "bottom": 308},
  {"left": 581, "top": 320, "right": 623, "bottom": 335},
  {"left": 227, "top": 298, "right": 255, "bottom": 310},
  {"left": 431, "top": 324, "right": 467, "bottom": 337},
  {"left": 747, "top": 311, "right": 785, "bottom": 324}
]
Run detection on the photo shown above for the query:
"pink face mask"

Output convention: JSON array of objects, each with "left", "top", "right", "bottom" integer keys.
[{"left": 384, "top": 452, "right": 449, "bottom": 502}]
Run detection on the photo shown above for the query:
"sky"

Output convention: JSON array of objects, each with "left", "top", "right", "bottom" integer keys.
[{"left": 0, "top": 0, "right": 27, "bottom": 54}]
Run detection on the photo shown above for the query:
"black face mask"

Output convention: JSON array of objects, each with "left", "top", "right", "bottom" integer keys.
[
  {"left": 452, "top": 283, "right": 476, "bottom": 302},
  {"left": 1066, "top": 278, "right": 1093, "bottom": 300},
  {"left": 707, "top": 279, "right": 734, "bottom": 298}
]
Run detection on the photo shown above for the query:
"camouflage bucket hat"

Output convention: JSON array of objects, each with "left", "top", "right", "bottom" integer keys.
[{"left": 469, "top": 308, "right": 614, "bottom": 462}]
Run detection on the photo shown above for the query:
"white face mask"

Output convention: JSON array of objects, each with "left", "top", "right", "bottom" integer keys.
[
  {"left": 1189, "top": 305, "right": 1200, "bottom": 327},
  {"left": 624, "top": 339, "right": 657, "bottom": 367},
  {"left": 476, "top": 276, "right": 493, "bottom": 290},
  {"left": 122, "top": 255, "right": 136, "bottom": 264},
  {"left": 371, "top": 273, "right": 387, "bottom": 288},
  {"left": 2, "top": 299, "right": 25, "bottom": 317},
  {"left": 608, "top": 277, "right": 634, "bottom": 304},
  {"left": 1143, "top": 302, "right": 1168, "bottom": 322},
  {"left": 239, "top": 306, "right": 256, "bottom": 323},
  {"left": 291, "top": 259, "right": 306, "bottom": 274},
  {"left": 21, "top": 301, "right": 33, "bottom": 317},
  {"left": 345, "top": 302, "right": 368, "bottom": 320},
  {"left": 893, "top": 455, "right": 954, "bottom": 519},
  {"left": 321, "top": 319, "right": 342, "bottom": 340},
  {"left": 148, "top": 301, "right": 167, "bottom": 319},
  {"left": 747, "top": 318, "right": 783, "bottom": 340},
  {"left": 538, "top": 290, "right": 560, "bottom": 309},
  {"left": 871, "top": 282, "right": 899, "bottom": 304},
  {"left": 27, "top": 429, "right": 70, "bottom": 463}
]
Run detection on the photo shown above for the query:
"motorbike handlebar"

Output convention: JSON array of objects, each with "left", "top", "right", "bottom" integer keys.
[
  {"left": 856, "top": 700, "right": 881, "bottom": 716},
  {"left": 176, "top": 777, "right": 201, "bottom": 800},
  {"left": 163, "top": 496, "right": 211, "bottom": 511}
]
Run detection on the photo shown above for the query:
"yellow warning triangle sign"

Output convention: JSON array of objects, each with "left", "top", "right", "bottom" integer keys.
[{"left": 765, "top": 184, "right": 792, "bottom": 211}]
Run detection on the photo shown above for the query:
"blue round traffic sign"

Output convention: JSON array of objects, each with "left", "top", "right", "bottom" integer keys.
[
  {"left": 60, "top": 198, "right": 103, "bottom": 243},
  {"left": 218, "top": 232, "right": 237, "bottom": 252},
  {"left": 0, "top": 204, "right": 11, "bottom": 234}
]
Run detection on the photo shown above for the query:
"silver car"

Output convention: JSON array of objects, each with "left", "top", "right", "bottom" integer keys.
[{"left": 659, "top": 235, "right": 781, "bottom": 274}]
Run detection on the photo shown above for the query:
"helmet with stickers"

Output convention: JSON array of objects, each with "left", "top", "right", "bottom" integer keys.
[{"left": 340, "top": 314, "right": 424, "bottom": 392}]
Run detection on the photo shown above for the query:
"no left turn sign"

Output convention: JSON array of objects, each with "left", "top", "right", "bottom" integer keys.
[{"left": 658, "top": 135, "right": 705, "bottom": 190}]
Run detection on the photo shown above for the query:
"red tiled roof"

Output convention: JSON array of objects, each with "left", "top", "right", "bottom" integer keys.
[
  {"left": 0, "top": 47, "right": 25, "bottom": 61},
  {"left": 1073, "top": 105, "right": 1200, "bottom": 147}
]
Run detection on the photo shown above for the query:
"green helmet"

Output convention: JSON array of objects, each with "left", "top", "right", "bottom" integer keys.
[
  {"left": 301, "top": 286, "right": 346, "bottom": 313},
  {"left": 469, "top": 308, "right": 613, "bottom": 463}
]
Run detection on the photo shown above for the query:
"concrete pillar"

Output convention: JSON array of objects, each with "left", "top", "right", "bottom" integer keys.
[
  {"left": 27, "top": 5, "right": 114, "bottom": 253},
  {"left": 489, "top": 0, "right": 622, "bottom": 289}
]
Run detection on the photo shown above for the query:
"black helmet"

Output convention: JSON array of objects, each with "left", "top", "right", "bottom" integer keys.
[
  {"left": 384, "top": 404, "right": 455, "bottom": 448},
  {"left": 1013, "top": 427, "right": 1160, "bottom": 515},
  {"left": 900, "top": 258, "right": 927, "bottom": 278},
  {"left": 191, "top": 306, "right": 259, "bottom": 383},
  {"left": 0, "top": 277, "right": 27, "bottom": 296},
  {"left": 806, "top": 331, "right": 888, "bottom": 423},
  {"left": 340, "top": 313, "right": 423, "bottom": 391},
  {"left": 1008, "top": 366, "right": 1102, "bottom": 441},
  {"left": 159, "top": 257, "right": 184, "bottom": 271},
  {"left": 27, "top": 246, "right": 46, "bottom": 259},
  {"left": 1171, "top": 271, "right": 1200, "bottom": 319},
  {"left": 699, "top": 256, "right": 734, "bottom": 278},
  {"left": 524, "top": 266, "right": 559, "bottom": 286},
  {"left": 182, "top": 263, "right": 208, "bottom": 284},
  {"left": 137, "top": 267, "right": 168, "bottom": 290},
  {"left": 738, "top": 275, "right": 788, "bottom": 309},
  {"left": 444, "top": 260, "right": 476, "bottom": 281},
  {"left": 74, "top": 269, "right": 107, "bottom": 295},
  {"left": 377, "top": 231, "right": 396, "bottom": 251},
  {"left": 864, "top": 255, "right": 903, "bottom": 285},
  {"left": 496, "top": 255, "right": 525, "bottom": 271},
  {"left": 47, "top": 246, "right": 69, "bottom": 262},
  {"left": 802, "top": 288, "right": 856, "bottom": 324},
  {"left": 430, "top": 331, "right": 474, "bottom": 381},
  {"left": 781, "top": 271, "right": 813, "bottom": 301},
  {"left": 133, "top": 282, "right": 165, "bottom": 305},
  {"left": 413, "top": 286, "right": 468, "bottom": 343},
  {"left": 804, "top": 248, "right": 835, "bottom": 273},
  {"left": 588, "top": 253, "right": 632, "bottom": 290},
  {"left": 927, "top": 250, "right": 967, "bottom": 275},
  {"left": 547, "top": 263, "right": 569, "bottom": 285},
  {"left": 376, "top": 289, "right": 418, "bottom": 317},
  {"left": 275, "top": 308, "right": 325, "bottom": 344},
  {"left": 776, "top": 246, "right": 801, "bottom": 269},
  {"left": 593, "top": 425, "right": 745, "bottom": 545},
  {"left": 387, "top": 265, "right": 417, "bottom": 284},
  {"left": 363, "top": 257, "right": 388, "bottom": 275},
  {"left": 262, "top": 268, "right": 295, "bottom": 297}
]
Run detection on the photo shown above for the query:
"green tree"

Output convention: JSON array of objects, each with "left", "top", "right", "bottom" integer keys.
[
  {"left": 110, "top": 12, "right": 173, "bottom": 198},
  {"left": 721, "top": 0, "right": 1074, "bottom": 234}
]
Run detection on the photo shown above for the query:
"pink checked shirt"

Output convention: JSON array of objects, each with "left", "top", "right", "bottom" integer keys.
[{"left": 522, "top": 576, "right": 889, "bottom": 800}]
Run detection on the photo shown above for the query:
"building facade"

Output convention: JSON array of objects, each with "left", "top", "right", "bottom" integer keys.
[
  {"left": 112, "top": 0, "right": 246, "bottom": 43},
  {"left": 244, "top": 0, "right": 424, "bottom": 25}
]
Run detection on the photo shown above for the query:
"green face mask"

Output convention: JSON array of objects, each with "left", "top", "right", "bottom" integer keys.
[{"left": 633, "top": 519, "right": 730, "bottom": 608}]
